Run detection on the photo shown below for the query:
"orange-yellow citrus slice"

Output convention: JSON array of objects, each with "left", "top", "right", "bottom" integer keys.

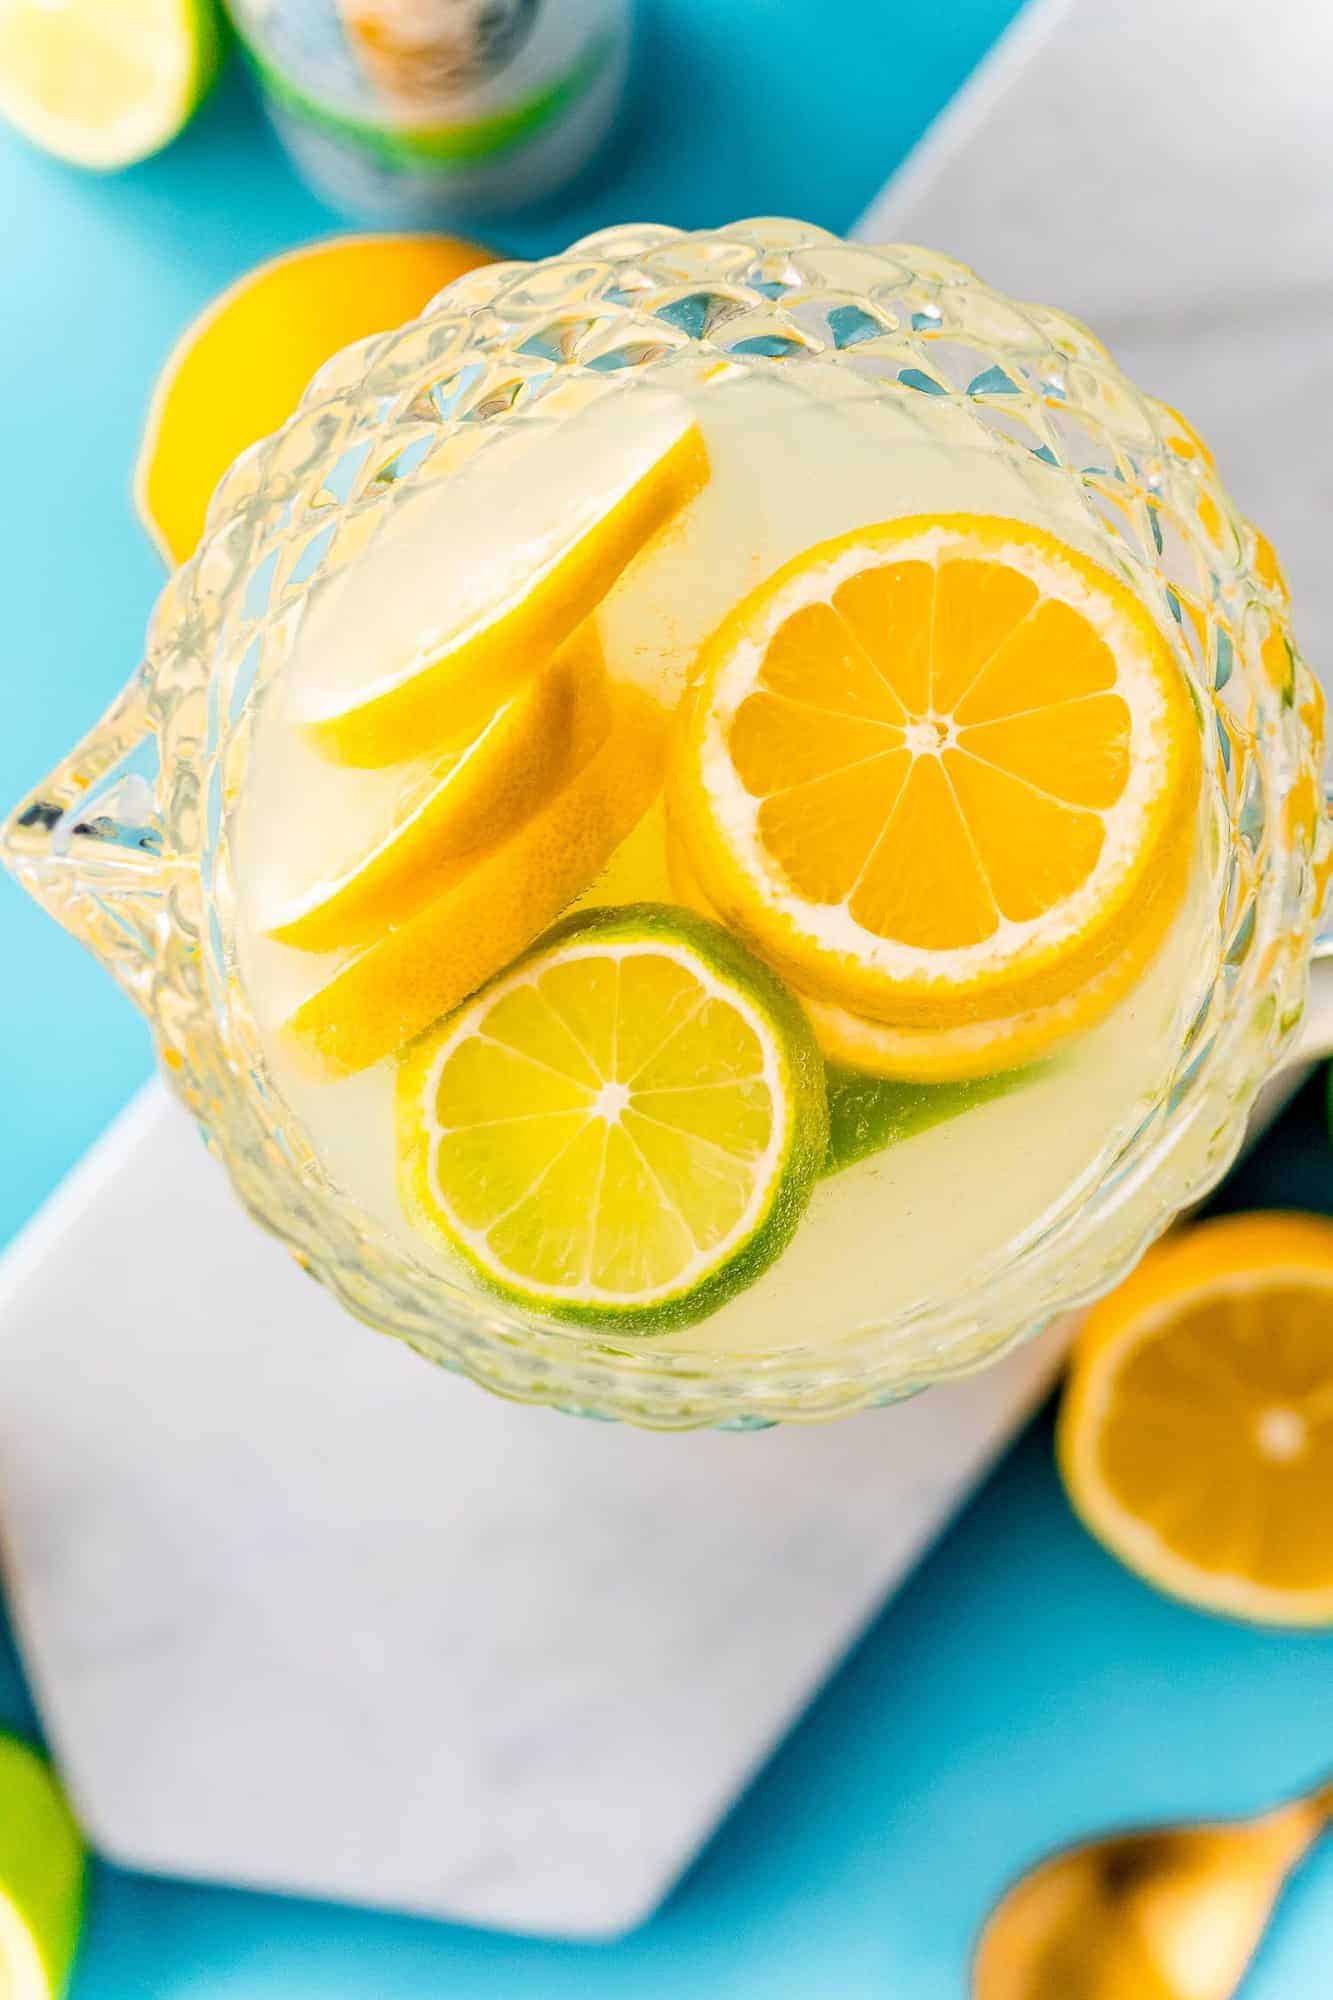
[
  {"left": 671, "top": 514, "right": 1199, "bottom": 1031},
  {"left": 283, "top": 686, "right": 666, "bottom": 1078},
  {"left": 1058, "top": 1213, "right": 1333, "bottom": 1627},
  {"left": 136, "top": 232, "right": 497, "bottom": 565},
  {"left": 666, "top": 785, "right": 1191, "bottom": 1083},
  {"left": 259, "top": 624, "right": 607, "bottom": 954},
  {"left": 797, "top": 831, "right": 1191, "bottom": 1081},
  {"left": 287, "top": 388, "right": 709, "bottom": 767},
  {"left": 800, "top": 957, "right": 1135, "bottom": 1082}
]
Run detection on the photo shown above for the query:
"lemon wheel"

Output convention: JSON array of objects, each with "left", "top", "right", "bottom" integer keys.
[{"left": 670, "top": 514, "right": 1199, "bottom": 1036}]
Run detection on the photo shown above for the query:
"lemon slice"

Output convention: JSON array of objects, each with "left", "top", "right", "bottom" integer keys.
[
  {"left": 1059, "top": 1214, "right": 1333, "bottom": 1626},
  {"left": 260, "top": 626, "right": 606, "bottom": 954},
  {"left": 671, "top": 514, "right": 1199, "bottom": 1033},
  {"left": 660, "top": 822, "right": 1031, "bottom": 1173},
  {"left": 287, "top": 388, "right": 709, "bottom": 767},
  {"left": 283, "top": 685, "right": 666, "bottom": 1077},
  {"left": 800, "top": 827, "right": 1190, "bottom": 1082},
  {"left": 0, "top": 1733, "right": 85, "bottom": 1999},
  {"left": 397, "top": 904, "right": 828, "bottom": 1329},
  {"left": 0, "top": 0, "right": 222, "bottom": 169},
  {"left": 666, "top": 806, "right": 1187, "bottom": 1085}
]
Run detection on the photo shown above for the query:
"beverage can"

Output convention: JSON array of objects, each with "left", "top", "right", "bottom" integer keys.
[{"left": 225, "top": 0, "right": 631, "bottom": 221}]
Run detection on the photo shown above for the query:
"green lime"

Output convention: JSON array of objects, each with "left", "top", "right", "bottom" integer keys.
[
  {"left": 0, "top": 1733, "right": 86, "bottom": 1999},
  {"left": 822, "top": 1064, "right": 1034, "bottom": 1177},
  {"left": 398, "top": 903, "right": 828, "bottom": 1331},
  {"left": 0, "top": 0, "right": 224, "bottom": 170}
]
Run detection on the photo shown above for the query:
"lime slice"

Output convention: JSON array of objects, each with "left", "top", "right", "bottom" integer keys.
[
  {"left": 0, "top": 1734, "right": 86, "bottom": 1999},
  {"left": 0, "top": 0, "right": 223, "bottom": 169},
  {"left": 397, "top": 904, "right": 829, "bottom": 1330}
]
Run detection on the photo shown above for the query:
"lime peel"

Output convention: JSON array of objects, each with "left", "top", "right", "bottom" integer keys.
[
  {"left": 822, "top": 1064, "right": 1034, "bottom": 1177},
  {"left": 0, "top": 1733, "right": 86, "bottom": 2000}
]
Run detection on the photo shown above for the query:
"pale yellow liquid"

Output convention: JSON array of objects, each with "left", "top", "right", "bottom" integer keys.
[{"left": 234, "top": 364, "right": 1222, "bottom": 1355}]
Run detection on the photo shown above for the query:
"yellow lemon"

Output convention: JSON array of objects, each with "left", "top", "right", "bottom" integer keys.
[
  {"left": 136, "top": 231, "right": 497, "bottom": 565},
  {"left": 670, "top": 514, "right": 1199, "bottom": 1034},
  {"left": 283, "top": 685, "right": 666, "bottom": 1078},
  {"left": 1059, "top": 1213, "right": 1333, "bottom": 1626},
  {"left": 259, "top": 625, "right": 608, "bottom": 954},
  {"left": 285, "top": 387, "right": 709, "bottom": 767},
  {"left": 666, "top": 794, "right": 1190, "bottom": 1084}
]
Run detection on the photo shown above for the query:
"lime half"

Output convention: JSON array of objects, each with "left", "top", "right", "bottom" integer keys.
[
  {"left": 0, "top": 1734, "right": 86, "bottom": 1999},
  {"left": 398, "top": 904, "right": 829, "bottom": 1331},
  {"left": 0, "top": 0, "right": 223, "bottom": 169}
]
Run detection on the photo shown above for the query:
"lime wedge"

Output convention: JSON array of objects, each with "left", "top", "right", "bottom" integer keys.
[
  {"left": 397, "top": 904, "right": 828, "bottom": 1331},
  {"left": 0, "top": 0, "right": 223, "bottom": 170},
  {"left": 0, "top": 1734, "right": 86, "bottom": 1999}
]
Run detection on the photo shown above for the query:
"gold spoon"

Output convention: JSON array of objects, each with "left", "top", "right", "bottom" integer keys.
[{"left": 973, "top": 1775, "right": 1333, "bottom": 2000}]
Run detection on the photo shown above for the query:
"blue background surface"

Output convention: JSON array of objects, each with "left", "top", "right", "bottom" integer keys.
[{"left": 2, "top": 3, "right": 1331, "bottom": 1992}]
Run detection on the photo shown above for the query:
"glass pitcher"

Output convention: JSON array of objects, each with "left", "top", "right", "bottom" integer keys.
[{"left": 4, "top": 219, "right": 1328, "bottom": 1429}]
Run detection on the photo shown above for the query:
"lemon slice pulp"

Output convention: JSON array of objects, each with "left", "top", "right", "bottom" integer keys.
[
  {"left": 1060, "top": 1214, "right": 1333, "bottom": 1626},
  {"left": 671, "top": 514, "right": 1199, "bottom": 1034}
]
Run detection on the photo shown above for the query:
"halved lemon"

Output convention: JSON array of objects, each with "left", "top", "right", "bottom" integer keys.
[
  {"left": 0, "top": 0, "right": 222, "bottom": 170},
  {"left": 260, "top": 625, "right": 606, "bottom": 954},
  {"left": 671, "top": 514, "right": 1199, "bottom": 1032},
  {"left": 0, "top": 1732, "right": 86, "bottom": 2000},
  {"left": 1059, "top": 1213, "right": 1333, "bottom": 1626},
  {"left": 283, "top": 685, "right": 665, "bottom": 1078},
  {"left": 287, "top": 387, "right": 709, "bottom": 767},
  {"left": 397, "top": 904, "right": 828, "bottom": 1329}
]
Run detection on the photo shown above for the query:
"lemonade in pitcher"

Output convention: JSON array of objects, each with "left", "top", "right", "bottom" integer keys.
[
  {"left": 8, "top": 222, "right": 1321, "bottom": 1421},
  {"left": 233, "top": 300, "right": 1223, "bottom": 1353}
]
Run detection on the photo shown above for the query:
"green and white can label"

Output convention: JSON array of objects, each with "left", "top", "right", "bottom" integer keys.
[{"left": 225, "top": 0, "right": 631, "bottom": 219}]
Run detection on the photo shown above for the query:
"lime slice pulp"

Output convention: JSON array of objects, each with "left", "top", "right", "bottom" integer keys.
[{"left": 397, "top": 904, "right": 829, "bottom": 1331}]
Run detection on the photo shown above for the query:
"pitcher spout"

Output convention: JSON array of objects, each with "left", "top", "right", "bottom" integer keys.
[{"left": 2, "top": 668, "right": 171, "bottom": 1012}]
